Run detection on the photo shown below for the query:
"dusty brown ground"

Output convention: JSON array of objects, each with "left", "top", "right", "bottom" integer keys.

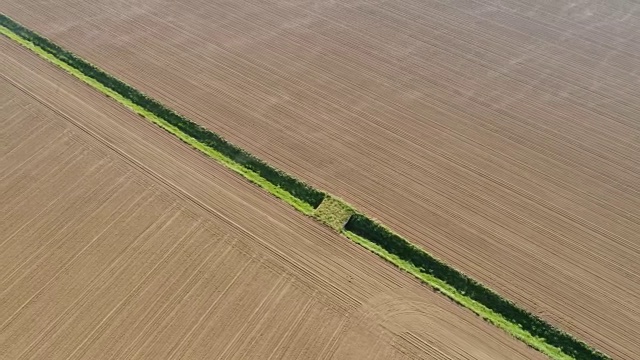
[
  {"left": 0, "top": 38, "right": 544, "bottom": 359},
  {"left": 2, "top": 0, "right": 639, "bottom": 357}
]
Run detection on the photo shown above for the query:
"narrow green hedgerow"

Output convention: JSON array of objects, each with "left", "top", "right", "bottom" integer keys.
[
  {"left": 344, "top": 214, "right": 609, "bottom": 360},
  {"left": 0, "top": 14, "right": 324, "bottom": 211},
  {"left": 342, "top": 230, "right": 570, "bottom": 360},
  {"left": 0, "top": 13, "right": 610, "bottom": 360},
  {"left": 313, "top": 195, "right": 354, "bottom": 231},
  {"left": 0, "top": 23, "right": 317, "bottom": 215}
]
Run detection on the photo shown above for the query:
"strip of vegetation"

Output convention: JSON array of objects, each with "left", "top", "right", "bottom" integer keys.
[
  {"left": 342, "top": 229, "right": 570, "bottom": 360},
  {"left": 0, "top": 14, "right": 610, "bottom": 360},
  {"left": 0, "top": 14, "right": 324, "bottom": 210},
  {"left": 345, "top": 214, "right": 609, "bottom": 360}
]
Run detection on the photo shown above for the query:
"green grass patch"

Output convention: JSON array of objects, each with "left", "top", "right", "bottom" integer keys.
[
  {"left": 313, "top": 195, "right": 354, "bottom": 230},
  {"left": 0, "top": 13, "right": 611, "bottom": 360}
]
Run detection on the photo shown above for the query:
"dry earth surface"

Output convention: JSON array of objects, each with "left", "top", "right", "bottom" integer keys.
[
  {"left": 2, "top": 0, "right": 638, "bottom": 358},
  {"left": 0, "top": 38, "right": 545, "bottom": 359}
]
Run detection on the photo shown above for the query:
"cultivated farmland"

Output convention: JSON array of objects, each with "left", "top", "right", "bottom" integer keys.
[
  {"left": 2, "top": 0, "right": 638, "bottom": 358},
  {"left": 0, "top": 37, "right": 545, "bottom": 359}
]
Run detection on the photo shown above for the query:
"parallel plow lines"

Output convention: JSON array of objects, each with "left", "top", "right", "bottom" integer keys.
[{"left": 0, "top": 13, "right": 609, "bottom": 360}]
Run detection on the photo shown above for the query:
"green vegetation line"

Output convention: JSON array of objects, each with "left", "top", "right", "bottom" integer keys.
[{"left": 0, "top": 13, "right": 610, "bottom": 360}]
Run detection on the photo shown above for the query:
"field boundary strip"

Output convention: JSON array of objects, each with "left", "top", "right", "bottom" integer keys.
[{"left": 0, "top": 14, "right": 610, "bottom": 360}]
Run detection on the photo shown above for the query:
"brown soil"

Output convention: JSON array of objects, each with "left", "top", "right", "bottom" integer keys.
[
  {"left": 0, "top": 38, "right": 544, "bottom": 359},
  {"left": 4, "top": 0, "right": 638, "bottom": 357}
]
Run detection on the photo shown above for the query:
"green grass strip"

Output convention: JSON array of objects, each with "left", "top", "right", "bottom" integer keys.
[
  {"left": 0, "top": 23, "right": 316, "bottom": 215},
  {"left": 0, "top": 15, "right": 324, "bottom": 211},
  {"left": 0, "top": 14, "right": 610, "bottom": 360},
  {"left": 342, "top": 230, "right": 571, "bottom": 360}
]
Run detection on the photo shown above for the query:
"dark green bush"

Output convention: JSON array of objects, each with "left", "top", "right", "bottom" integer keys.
[
  {"left": 345, "top": 214, "right": 609, "bottom": 360},
  {"left": 0, "top": 14, "right": 325, "bottom": 208}
]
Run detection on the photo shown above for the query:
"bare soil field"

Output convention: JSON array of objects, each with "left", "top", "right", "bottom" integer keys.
[
  {"left": 0, "top": 38, "right": 545, "bottom": 359},
  {"left": 3, "top": 0, "right": 638, "bottom": 357}
]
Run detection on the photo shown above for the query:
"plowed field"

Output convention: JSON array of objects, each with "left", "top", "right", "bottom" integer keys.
[
  {"left": 0, "top": 37, "right": 545, "bottom": 359},
  {"left": 2, "top": 0, "right": 637, "bottom": 358}
]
